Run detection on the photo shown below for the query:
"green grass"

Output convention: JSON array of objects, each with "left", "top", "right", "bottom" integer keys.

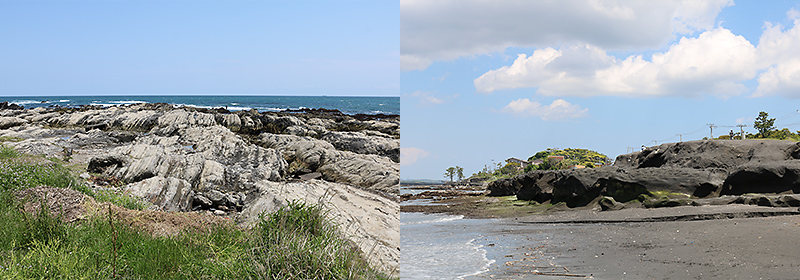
[
  {"left": 91, "top": 189, "right": 151, "bottom": 211},
  {"left": 0, "top": 146, "right": 83, "bottom": 194},
  {"left": 0, "top": 144, "right": 392, "bottom": 279}
]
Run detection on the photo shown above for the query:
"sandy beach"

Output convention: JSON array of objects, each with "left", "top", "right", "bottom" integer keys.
[{"left": 463, "top": 205, "right": 800, "bottom": 279}]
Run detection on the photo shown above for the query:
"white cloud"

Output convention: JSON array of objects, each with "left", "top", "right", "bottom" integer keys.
[
  {"left": 401, "top": 147, "right": 430, "bottom": 166},
  {"left": 788, "top": 8, "right": 800, "bottom": 21},
  {"left": 501, "top": 98, "right": 588, "bottom": 121},
  {"left": 401, "top": 0, "right": 732, "bottom": 70},
  {"left": 753, "top": 18, "right": 800, "bottom": 98},
  {"left": 475, "top": 28, "right": 757, "bottom": 98}
]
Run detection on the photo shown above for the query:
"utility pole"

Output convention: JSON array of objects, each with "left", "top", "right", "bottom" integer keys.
[
  {"left": 707, "top": 123, "right": 717, "bottom": 139},
  {"left": 736, "top": 124, "right": 747, "bottom": 140},
  {"left": 653, "top": 140, "right": 658, "bottom": 146},
  {"left": 676, "top": 134, "right": 683, "bottom": 142}
]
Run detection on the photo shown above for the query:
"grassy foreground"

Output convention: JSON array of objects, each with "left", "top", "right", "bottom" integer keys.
[{"left": 0, "top": 145, "right": 390, "bottom": 279}]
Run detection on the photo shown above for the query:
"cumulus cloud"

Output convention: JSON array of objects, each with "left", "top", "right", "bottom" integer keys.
[
  {"left": 400, "top": 147, "right": 430, "bottom": 166},
  {"left": 475, "top": 28, "right": 758, "bottom": 98},
  {"left": 500, "top": 98, "right": 588, "bottom": 121},
  {"left": 401, "top": 0, "right": 732, "bottom": 70},
  {"left": 753, "top": 18, "right": 800, "bottom": 98}
]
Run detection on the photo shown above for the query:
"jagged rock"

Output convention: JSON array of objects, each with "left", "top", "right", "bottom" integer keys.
[
  {"left": 514, "top": 171, "right": 557, "bottom": 202},
  {"left": 0, "top": 117, "right": 28, "bottom": 129},
  {"left": 721, "top": 161, "right": 800, "bottom": 195},
  {"left": 125, "top": 176, "right": 193, "bottom": 212},
  {"left": 550, "top": 168, "right": 617, "bottom": 207},
  {"left": 483, "top": 179, "right": 517, "bottom": 196},
  {"left": 260, "top": 133, "right": 399, "bottom": 193},
  {"left": 320, "top": 131, "right": 400, "bottom": 162},
  {"left": 0, "top": 101, "right": 24, "bottom": 110},
  {"left": 2, "top": 104, "right": 399, "bottom": 275},
  {"left": 242, "top": 180, "right": 398, "bottom": 274}
]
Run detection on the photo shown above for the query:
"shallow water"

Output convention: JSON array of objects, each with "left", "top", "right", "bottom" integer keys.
[{"left": 400, "top": 212, "right": 496, "bottom": 279}]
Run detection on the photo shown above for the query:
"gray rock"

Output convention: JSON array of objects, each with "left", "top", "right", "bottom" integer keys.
[
  {"left": 0, "top": 117, "right": 29, "bottom": 129},
  {"left": 299, "top": 172, "right": 323, "bottom": 181},
  {"left": 320, "top": 131, "right": 400, "bottom": 162},
  {"left": 599, "top": 196, "right": 625, "bottom": 211},
  {"left": 260, "top": 133, "right": 398, "bottom": 193},
  {"left": 206, "top": 190, "right": 225, "bottom": 205},
  {"left": 124, "top": 176, "right": 193, "bottom": 212},
  {"left": 777, "top": 194, "right": 800, "bottom": 207}
]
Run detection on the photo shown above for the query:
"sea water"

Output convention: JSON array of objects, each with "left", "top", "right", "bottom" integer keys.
[
  {"left": 400, "top": 212, "right": 495, "bottom": 279},
  {"left": 0, "top": 95, "right": 398, "bottom": 115}
]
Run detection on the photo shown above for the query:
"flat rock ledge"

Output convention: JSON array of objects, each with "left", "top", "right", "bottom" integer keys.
[{"left": 0, "top": 103, "right": 399, "bottom": 275}]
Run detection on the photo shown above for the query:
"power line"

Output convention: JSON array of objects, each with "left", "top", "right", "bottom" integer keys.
[{"left": 707, "top": 123, "right": 717, "bottom": 139}]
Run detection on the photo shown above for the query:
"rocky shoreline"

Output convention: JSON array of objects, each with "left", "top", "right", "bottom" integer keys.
[
  {"left": 0, "top": 102, "right": 399, "bottom": 275},
  {"left": 401, "top": 140, "right": 800, "bottom": 279}
]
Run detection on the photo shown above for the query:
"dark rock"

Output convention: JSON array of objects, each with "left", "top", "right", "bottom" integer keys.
[
  {"left": 193, "top": 194, "right": 213, "bottom": 207},
  {"left": 550, "top": 168, "right": 616, "bottom": 207},
  {"left": 615, "top": 140, "right": 800, "bottom": 170},
  {"left": 0, "top": 101, "right": 23, "bottom": 110},
  {"left": 515, "top": 171, "right": 557, "bottom": 202},
  {"left": 88, "top": 155, "right": 127, "bottom": 174},
  {"left": 596, "top": 167, "right": 726, "bottom": 199},
  {"left": 721, "top": 161, "right": 800, "bottom": 195},
  {"left": 487, "top": 179, "right": 520, "bottom": 197}
]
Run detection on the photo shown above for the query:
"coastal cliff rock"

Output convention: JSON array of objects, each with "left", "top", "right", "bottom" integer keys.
[
  {"left": 491, "top": 140, "right": 800, "bottom": 210},
  {"left": 0, "top": 103, "right": 400, "bottom": 275}
]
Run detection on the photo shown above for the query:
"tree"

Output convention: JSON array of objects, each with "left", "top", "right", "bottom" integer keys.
[
  {"left": 754, "top": 111, "right": 776, "bottom": 137},
  {"left": 455, "top": 166, "right": 464, "bottom": 183},
  {"left": 444, "top": 167, "right": 456, "bottom": 183}
]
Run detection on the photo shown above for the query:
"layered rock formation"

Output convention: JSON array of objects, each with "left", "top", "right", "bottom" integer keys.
[
  {"left": 489, "top": 140, "right": 800, "bottom": 210},
  {"left": 0, "top": 103, "right": 399, "bottom": 274}
]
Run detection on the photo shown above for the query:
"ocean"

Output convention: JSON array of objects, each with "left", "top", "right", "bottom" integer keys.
[{"left": 0, "top": 95, "right": 399, "bottom": 116}]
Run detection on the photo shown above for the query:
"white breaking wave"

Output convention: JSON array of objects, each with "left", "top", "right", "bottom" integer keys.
[{"left": 400, "top": 214, "right": 464, "bottom": 226}]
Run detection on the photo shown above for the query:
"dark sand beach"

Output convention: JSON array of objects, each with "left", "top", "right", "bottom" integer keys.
[{"left": 464, "top": 205, "right": 800, "bottom": 279}]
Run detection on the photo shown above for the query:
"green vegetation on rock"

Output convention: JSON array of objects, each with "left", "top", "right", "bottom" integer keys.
[{"left": 526, "top": 148, "right": 610, "bottom": 171}]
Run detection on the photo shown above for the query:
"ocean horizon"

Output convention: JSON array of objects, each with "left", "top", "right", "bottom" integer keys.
[{"left": 0, "top": 95, "right": 399, "bottom": 116}]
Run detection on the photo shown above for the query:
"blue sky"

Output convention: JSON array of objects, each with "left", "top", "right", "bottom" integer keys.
[
  {"left": 401, "top": 0, "right": 800, "bottom": 180},
  {"left": 0, "top": 1, "right": 398, "bottom": 97}
]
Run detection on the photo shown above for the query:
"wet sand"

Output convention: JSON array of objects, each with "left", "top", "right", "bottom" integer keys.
[{"left": 464, "top": 205, "right": 800, "bottom": 279}]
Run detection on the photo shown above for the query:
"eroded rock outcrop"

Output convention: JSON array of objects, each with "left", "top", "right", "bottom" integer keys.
[
  {"left": 490, "top": 140, "right": 800, "bottom": 211},
  {"left": 0, "top": 103, "right": 399, "bottom": 275}
]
